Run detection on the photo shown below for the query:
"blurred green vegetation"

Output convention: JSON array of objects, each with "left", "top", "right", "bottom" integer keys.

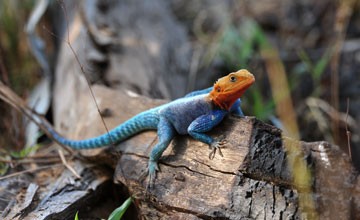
[
  {"left": 0, "top": 144, "right": 41, "bottom": 175},
  {"left": 297, "top": 48, "right": 333, "bottom": 96},
  {"left": 0, "top": 0, "right": 39, "bottom": 94},
  {"left": 216, "top": 19, "right": 332, "bottom": 124},
  {"left": 2, "top": 143, "right": 41, "bottom": 158},
  {"left": 217, "top": 20, "right": 276, "bottom": 121}
]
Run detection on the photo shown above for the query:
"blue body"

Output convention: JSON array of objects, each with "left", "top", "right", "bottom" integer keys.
[{"left": 49, "top": 87, "right": 244, "bottom": 184}]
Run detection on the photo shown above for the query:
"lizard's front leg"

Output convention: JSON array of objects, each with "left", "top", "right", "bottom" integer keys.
[
  {"left": 187, "top": 110, "right": 228, "bottom": 159},
  {"left": 230, "top": 98, "right": 244, "bottom": 116},
  {"left": 148, "top": 117, "right": 175, "bottom": 188}
]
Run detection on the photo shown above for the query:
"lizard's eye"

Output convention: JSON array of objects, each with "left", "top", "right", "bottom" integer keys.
[
  {"left": 230, "top": 75, "right": 237, "bottom": 82},
  {"left": 217, "top": 87, "right": 221, "bottom": 92}
]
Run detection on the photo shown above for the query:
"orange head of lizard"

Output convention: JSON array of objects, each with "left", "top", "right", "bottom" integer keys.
[{"left": 209, "top": 69, "right": 255, "bottom": 110}]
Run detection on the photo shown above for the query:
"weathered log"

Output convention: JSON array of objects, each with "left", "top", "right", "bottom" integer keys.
[
  {"left": 0, "top": 160, "right": 115, "bottom": 220},
  {"left": 1, "top": 84, "right": 359, "bottom": 219},
  {"left": 53, "top": 85, "right": 360, "bottom": 219}
]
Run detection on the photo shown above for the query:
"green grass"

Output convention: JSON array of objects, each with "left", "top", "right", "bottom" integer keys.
[
  {"left": 0, "top": 143, "right": 41, "bottom": 175},
  {"left": 74, "top": 195, "right": 134, "bottom": 220},
  {"left": 107, "top": 195, "right": 134, "bottom": 220},
  {"left": 298, "top": 48, "right": 333, "bottom": 96}
]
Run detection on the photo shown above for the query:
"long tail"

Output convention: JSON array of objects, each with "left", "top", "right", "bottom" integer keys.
[{"left": 48, "top": 109, "right": 160, "bottom": 149}]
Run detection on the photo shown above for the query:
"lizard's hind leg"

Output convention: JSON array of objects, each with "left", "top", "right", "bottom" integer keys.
[{"left": 147, "top": 117, "right": 175, "bottom": 188}]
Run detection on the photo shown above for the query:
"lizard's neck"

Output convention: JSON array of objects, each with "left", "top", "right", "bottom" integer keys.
[
  {"left": 208, "top": 94, "right": 234, "bottom": 110},
  {"left": 208, "top": 84, "right": 251, "bottom": 110},
  {"left": 205, "top": 93, "right": 232, "bottom": 110}
]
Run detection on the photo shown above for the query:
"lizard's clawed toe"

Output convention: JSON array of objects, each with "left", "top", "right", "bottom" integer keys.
[
  {"left": 209, "top": 148, "right": 217, "bottom": 159},
  {"left": 209, "top": 138, "right": 227, "bottom": 159},
  {"left": 209, "top": 146, "right": 223, "bottom": 159},
  {"left": 146, "top": 160, "right": 159, "bottom": 190}
]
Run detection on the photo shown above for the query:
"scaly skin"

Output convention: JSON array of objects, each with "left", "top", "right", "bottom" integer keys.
[{"left": 48, "top": 69, "right": 255, "bottom": 187}]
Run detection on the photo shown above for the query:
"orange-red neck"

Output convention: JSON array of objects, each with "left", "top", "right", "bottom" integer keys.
[{"left": 210, "top": 83, "right": 252, "bottom": 110}]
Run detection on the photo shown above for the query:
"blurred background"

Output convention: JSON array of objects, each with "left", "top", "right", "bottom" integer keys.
[{"left": 0, "top": 0, "right": 359, "bottom": 172}]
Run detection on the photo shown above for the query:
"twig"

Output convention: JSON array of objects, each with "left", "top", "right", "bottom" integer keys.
[
  {"left": 0, "top": 83, "right": 73, "bottom": 155},
  {"left": 41, "top": 1, "right": 115, "bottom": 148},
  {"left": 306, "top": 97, "right": 358, "bottom": 130},
  {"left": 56, "top": 0, "right": 132, "bottom": 189},
  {"left": 345, "top": 98, "right": 352, "bottom": 161},
  {"left": 0, "top": 164, "right": 63, "bottom": 181},
  {"left": 45, "top": 0, "right": 129, "bottom": 188},
  {"left": 15, "top": 153, "right": 69, "bottom": 159},
  {"left": 0, "top": 158, "right": 61, "bottom": 164},
  {"left": 330, "top": 0, "right": 356, "bottom": 144},
  {"left": 58, "top": 149, "right": 81, "bottom": 179},
  {"left": 56, "top": 0, "right": 115, "bottom": 147}
]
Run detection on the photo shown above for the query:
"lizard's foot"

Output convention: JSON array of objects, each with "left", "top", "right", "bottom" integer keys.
[
  {"left": 209, "top": 137, "right": 228, "bottom": 160},
  {"left": 146, "top": 160, "right": 160, "bottom": 190}
]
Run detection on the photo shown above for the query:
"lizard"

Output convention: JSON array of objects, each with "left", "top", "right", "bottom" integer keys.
[{"left": 48, "top": 69, "right": 255, "bottom": 187}]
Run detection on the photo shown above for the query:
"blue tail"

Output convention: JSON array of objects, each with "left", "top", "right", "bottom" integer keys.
[{"left": 49, "top": 109, "right": 160, "bottom": 149}]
